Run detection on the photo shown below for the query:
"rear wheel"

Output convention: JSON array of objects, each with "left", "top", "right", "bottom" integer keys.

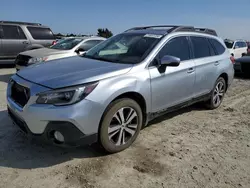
[
  {"left": 206, "top": 77, "right": 226, "bottom": 109},
  {"left": 99, "top": 98, "right": 143, "bottom": 153}
]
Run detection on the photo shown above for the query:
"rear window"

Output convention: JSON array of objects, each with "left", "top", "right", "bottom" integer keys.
[
  {"left": 209, "top": 38, "right": 226, "bottom": 55},
  {"left": 224, "top": 40, "right": 234, "bottom": 49},
  {"left": 27, "top": 26, "right": 55, "bottom": 40}
]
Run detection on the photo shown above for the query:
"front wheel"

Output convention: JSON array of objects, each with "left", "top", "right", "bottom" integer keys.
[
  {"left": 206, "top": 77, "right": 226, "bottom": 109},
  {"left": 99, "top": 98, "right": 143, "bottom": 153}
]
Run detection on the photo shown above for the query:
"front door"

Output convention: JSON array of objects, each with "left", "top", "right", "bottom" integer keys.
[
  {"left": 149, "top": 36, "right": 195, "bottom": 112},
  {"left": 1, "top": 25, "right": 30, "bottom": 60}
]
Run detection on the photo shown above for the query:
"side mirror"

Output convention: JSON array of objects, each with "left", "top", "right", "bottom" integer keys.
[
  {"left": 234, "top": 45, "right": 239, "bottom": 49},
  {"left": 160, "top": 55, "right": 180, "bottom": 67},
  {"left": 75, "top": 48, "right": 85, "bottom": 54}
]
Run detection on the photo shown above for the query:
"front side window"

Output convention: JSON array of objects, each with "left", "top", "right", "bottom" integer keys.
[
  {"left": 158, "top": 36, "right": 190, "bottom": 61},
  {"left": 2, "top": 25, "right": 25, "bottom": 39},
  {"left": 27, "top": 26, "right": 55, "bottom": 40},
  {"left": 234, "top": 42, "right": 241, "bottom": 48},
  {"left": 191, "top": 36, "right": 211, "bottom": 58},
  {"left": 79, "top": 40, "right": 103, "bottom": 51},
  {"left": 50, "top": 38, "right": 84, "bottom": 50},
  {"left": 83, "top": 33, "right": 161, "bottom": 64}
]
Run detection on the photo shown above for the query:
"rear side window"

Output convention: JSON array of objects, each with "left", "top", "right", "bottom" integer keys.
[
  {"left": 80, "top": 40, "right": 103, "bottom": 51},
  {"left": 1, "top": 25, "right": 26, "bottom": 39},
  {"left": 209, "top": 38, "right": 226, "bottom": 55},
  {"left": 27, "top": 26, "right": 55, "bottom": 40},
  {"left": 191, "top": 36, "right": 211, "bottom": 58},
  {"left": 158, "top": 36, "right": 190, "bottom": 61}
]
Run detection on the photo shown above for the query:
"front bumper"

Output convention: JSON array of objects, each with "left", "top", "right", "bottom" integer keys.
[{"left": 7, "top": 75, "right": 105, "bottom": 147}]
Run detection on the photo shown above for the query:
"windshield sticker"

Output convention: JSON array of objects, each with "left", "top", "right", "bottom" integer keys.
[{"left": 144, "top": 34, "right": 162, "bottom": 39}]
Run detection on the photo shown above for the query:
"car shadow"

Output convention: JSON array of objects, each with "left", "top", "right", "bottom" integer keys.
[
  {"left": 0, "top": 109, "right": 107, "bottom": 170},
  {"left": 0, "top": 104, "right": 207, "bottom": 170},
  {"left": 234, "top": 73, "right": 250, "bottom": 80},
  {"left": 0, "top": 74, "right": 13, "bottom": 83}
]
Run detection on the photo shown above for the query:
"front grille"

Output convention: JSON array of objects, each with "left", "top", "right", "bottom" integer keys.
[
  {"left": 11, "top": 82, "right": 30, "bottom": 107},
  {"left": 15, "top": 55, "right": 31, "bottom": 66},
  {"left": 241, "top": 63, "right": 250, "bottom": 73},
  {"left": 8, "top": 108, "right": 28, "bottom": 134}
]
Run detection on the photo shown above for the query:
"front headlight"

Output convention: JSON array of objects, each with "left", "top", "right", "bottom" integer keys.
[
  {"left": 36, "top": 82, "right": 98, "bottom": 106},
  {"left": 28, "top": 57, "right": 48, "bottom": 64}
]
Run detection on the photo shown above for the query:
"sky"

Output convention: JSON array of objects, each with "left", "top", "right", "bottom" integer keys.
[{"left": 1, "top": 0, "right": 250, "bottom": 40}]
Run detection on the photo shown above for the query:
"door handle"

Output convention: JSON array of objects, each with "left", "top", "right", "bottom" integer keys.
[
  {"left": 22, "top": 41, "right": 29, "bottom": 44},
  {"left": 187, "top": 68, "right": 195, "bottom": 73},
  {"left": 214, "top": 61, "right": 220, "bottom": 66}
]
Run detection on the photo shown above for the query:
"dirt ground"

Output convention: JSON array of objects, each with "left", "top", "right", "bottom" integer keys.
[{"left": 0, "top": 68, "right": 249, "bottom": 188}]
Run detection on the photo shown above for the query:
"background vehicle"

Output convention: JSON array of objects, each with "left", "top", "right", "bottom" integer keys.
[
  {"left": 247, "top": 42, "right": 250, "bottom": 54},
  {"left": 234, "top": 56, "right": 250, "bottom": 74},
  {"left": 7, "top": 25, "right": 234, "bottom": 153},
  {"left": 0, "top": 21, "right": 55, "bottom": 64},
  {"left": 224, "top": 39, "right": 248, "bottom": 59},
  {"left": 15, "top": 36, "right": 106, "bottom": 70}
]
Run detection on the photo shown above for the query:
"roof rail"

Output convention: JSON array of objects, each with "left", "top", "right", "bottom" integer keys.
[
  {"left": 0, "top": 21, "right": 42, "bottom": 26},
  {"left": 125, "top": 25, "right": 217, "bottom": 36}
]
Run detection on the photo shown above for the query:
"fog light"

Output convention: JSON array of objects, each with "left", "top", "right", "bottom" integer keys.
[{"left": 54, "top": 131, "right": 64, "bottom": 143}]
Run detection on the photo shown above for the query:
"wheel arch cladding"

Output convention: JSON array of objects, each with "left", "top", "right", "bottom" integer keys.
[
  {"left": 219, "top": 73, "right": 228, "bottom": 91},
  {"left": 99, "top": 92, "right": 148, "bottom": 130}
]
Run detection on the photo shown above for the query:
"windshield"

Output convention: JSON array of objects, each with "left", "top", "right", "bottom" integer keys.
[
  {"left": 83, "top": 33, "right": 162, "bottom": 64},
  {"left": 224, "top": 40, "right": 234, "bottom": 49},
  {"left": 50, "top": 38, "right": 83, "bottom": 50}
]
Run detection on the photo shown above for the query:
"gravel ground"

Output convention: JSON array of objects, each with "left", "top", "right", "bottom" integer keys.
[{"left": 0, "top": 68, "right": 250, "bottom": 188}]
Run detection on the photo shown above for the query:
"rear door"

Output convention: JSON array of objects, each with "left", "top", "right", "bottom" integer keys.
[
  {"left": 1, "top": 25, "right": 29, "bottom": 60},
  {"left": 190, "top": 36, "right": 218, "bottom": 97},
  {"left": 26, "top": 26, "right": 55, "bottom": 47}
]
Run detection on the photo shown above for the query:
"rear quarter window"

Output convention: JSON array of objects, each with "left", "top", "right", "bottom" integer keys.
[
  {"left": 27, "top": 26, "right": 55, "bottom": 40},
  {"left": 209, "top": 38, "right": 226, "bottom": 55}
]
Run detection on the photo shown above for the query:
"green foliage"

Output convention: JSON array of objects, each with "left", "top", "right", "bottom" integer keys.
[{"left": 97, "top": 28, "right": 113, "bottom": 38}]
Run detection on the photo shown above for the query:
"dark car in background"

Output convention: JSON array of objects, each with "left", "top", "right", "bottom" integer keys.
[{"left": 0, "top": 21, "right": 55, "bottom": 64}]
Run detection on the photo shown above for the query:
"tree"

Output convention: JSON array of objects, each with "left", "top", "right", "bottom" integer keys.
[{"left": 97, "top": 28, "right": 113, "bottom": 38}]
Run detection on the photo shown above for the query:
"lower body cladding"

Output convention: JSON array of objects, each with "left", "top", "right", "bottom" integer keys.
[{"left": 7, "top": 78, "right": 104, "bottom": 147}]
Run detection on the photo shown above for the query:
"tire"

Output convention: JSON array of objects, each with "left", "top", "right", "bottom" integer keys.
[
  {"left": 206, "top": 77, "right": 226, "bottom": 109},
  {"left": 99, "top": 98, "right": 143, "bottom": 153}
]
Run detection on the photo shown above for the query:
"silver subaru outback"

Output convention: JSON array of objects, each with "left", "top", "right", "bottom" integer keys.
[{"left": 7, "top": 25, "right": 234, "bottom": 153}]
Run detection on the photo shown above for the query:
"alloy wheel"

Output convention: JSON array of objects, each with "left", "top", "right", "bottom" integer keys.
[{"left": 108, "top": 107, "right": 138, "bottom": 146}]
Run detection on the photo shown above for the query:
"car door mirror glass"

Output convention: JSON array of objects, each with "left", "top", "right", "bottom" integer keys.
[
  {"left": 160, "top": 55, "right": 180, "bottom": 67},
  {"left": 234, "top": 45, "right": 239, "bottom": 49}
]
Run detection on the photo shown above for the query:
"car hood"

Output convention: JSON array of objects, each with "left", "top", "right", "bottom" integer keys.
[
  {"left": 20, "top": 48, "right": 69, "bottom": 58},
  {"left": 17, "top": 56, "right": 133, "bottom": 89}
]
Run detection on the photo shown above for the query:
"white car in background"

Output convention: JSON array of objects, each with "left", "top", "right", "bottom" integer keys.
[
  {"left": 15, "top": 36, "right": 106, "bottom": 70},
  {"left": 224, "top": 39, "right": 248, "bottom": 59}
]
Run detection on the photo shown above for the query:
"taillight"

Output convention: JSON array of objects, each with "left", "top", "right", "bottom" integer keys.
[
  {"left": 230, "top": 56, "right": 235, "bottom": 64},
  {"left": 52, "top": 41, "right": 56, "bottom": 45}
]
